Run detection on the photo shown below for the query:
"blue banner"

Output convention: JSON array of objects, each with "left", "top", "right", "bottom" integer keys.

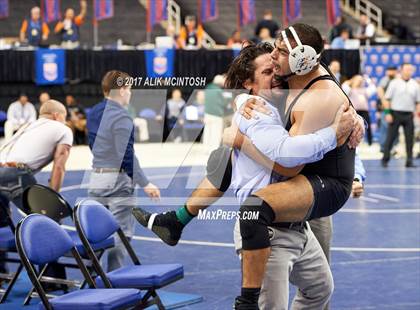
[
  {"left": 145, "top": 48, "right": 175, "bottom": 78},
  {"left": 0, "top": 0, "right": 8, "bottom": 19},
  {"left": 35, "top": 49, "right": 66, "bottom": 85}
]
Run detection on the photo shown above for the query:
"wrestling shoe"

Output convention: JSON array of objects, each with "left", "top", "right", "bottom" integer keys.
[
  {"left": 233, "top": 296, "right": 259, "bottom": 310},
  {"left": 132, "top": 208, "right": 184, "bottom": 246}
]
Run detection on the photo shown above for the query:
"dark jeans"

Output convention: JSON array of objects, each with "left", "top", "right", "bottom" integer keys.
[
  {"left": 382, "top": 110, "right": 415, "bottom": 163},
  {"left": 357, "top": 110, "right": 372, "bottom": 145}
]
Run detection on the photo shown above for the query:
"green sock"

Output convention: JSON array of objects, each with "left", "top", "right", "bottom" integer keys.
[{"left": 176, "top": 205, "right": 195, "bottom": 226}]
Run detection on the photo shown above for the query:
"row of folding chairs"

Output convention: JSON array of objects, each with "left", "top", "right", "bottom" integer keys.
[{"left": 0, "top": 184, "right": 184, "bottom": 309}]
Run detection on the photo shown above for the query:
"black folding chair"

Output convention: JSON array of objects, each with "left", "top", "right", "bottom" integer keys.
[
  {"left": 0, "top": 202, "right": 23, "bottom": 304},
  {"left": 21, "top": 184, "right": 115, "bottom": 305}
]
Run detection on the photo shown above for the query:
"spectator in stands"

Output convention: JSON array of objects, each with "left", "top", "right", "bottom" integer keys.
[
  {"left": 227, "top": 30, "right": 243, "bottom": 48},
  {"left": 165, "top": 24, "right": 178, "bottom": 48},
  {"left": 382, "top": 63, "right": 420, "bottom": 168},
  {"left": 166, "top": 89, "right": 185, "bottom": 142},
  {"left": 330, "top": 29, "right": 350, "bottom": 49},
  {"left": 180, "top": 90, "right": 205, "bottom": 141},
  {"left": 328, "top": 16, "right": 352, "bottom": 43},
  {"left": 345, "top": 75, "right": 373, "bottom": 145},
  {"left": 54, "top": 0, "right": 87, "bottom": 48},
  {"left": 128, "top": 105, "right": 150, "bottom": 142},
  {"left": 257, "top": 27, "right": 275, "bottom": 45},
  {"left": 19, "top": 6, "right": 49, "bottom": 46},
  {"left": 255, "top": 9, "right": 279, "bottom": 39},
  {"left": 377, "top": 66, "right": 398, "bottom": 153},
  {"left": 355, "top": 14, "right": 375, "bottom": 45},
  {"left": 5, "top": 94, "right": 36, "bottom": 141},
  {"left": 329, "top": 59, "right": 343, "bottom": 83},
  {"left": 34, "top": 92, "right": 50, "bottom": 116},
  {"left": 177, "top": 15, "right": 204, "bottom": 49},
  {"left": 65, "top": 95, "right": 87, "bottom": 145},
  {"left": 203, "top": 75, "right": 227, "bottom": 152}
]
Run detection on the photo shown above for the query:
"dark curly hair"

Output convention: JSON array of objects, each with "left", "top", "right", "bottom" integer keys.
[{"left": 225, "top": 42, "right": 274, "bottom": 89}]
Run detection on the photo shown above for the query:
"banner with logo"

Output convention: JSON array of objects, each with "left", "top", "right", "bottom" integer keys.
[
  {"left": 0, "top": 0, "right": 9, "bottom": 19},
  {"left": 35, "top": 49, "right": 66, "bottom": 85},
  {"left": 145, "top": 48, "right": 175, "bottom": 78}
]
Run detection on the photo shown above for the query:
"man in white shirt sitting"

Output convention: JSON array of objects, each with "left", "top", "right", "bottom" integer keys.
[{"left": 4, "top": 94, "right": 37, "bottom": 141}]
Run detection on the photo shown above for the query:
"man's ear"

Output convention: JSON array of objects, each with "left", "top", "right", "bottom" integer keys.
[{"left": 243, "top": 79, "right": 253, "bottom": 91}]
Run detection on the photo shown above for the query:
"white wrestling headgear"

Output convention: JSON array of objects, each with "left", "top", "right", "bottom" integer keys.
[{"left": 281, "top": 26, "right": 320, "bottom": 76}]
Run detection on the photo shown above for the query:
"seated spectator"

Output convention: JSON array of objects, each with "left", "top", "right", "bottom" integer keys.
[
  {"left": 257, "top": 27, "right": 275, "bottom": 45},
  {"left": 54, "top": 0, "right": 87, "bottom": 48},
  {"left": 128, "top": 105, "right": 150, "bottom": 142},
  {"left": 35, "top": 92, "right": 50, "bottom": 116},
  {"left": 331, "top": 29, "right": 350, "bottom": 49},
  {"left": 166, "top": 89, "right": 185, "bottom": 141},
  {"left": 5, "top": 94, "right": 36, "bottom": 141},
  {"left": 255, "top": 9, "right": 279, "bottom": 39},
  {"left": 65, "top": 95, "right": 87, "bottom": 145},
  {"left": 227, "top": 30, "right": 243, "bottom": 48},
  {"left": 177, "top": 15, "right": 204, "bottom": 49},
  {"left": 345, "top": 75, "right": 374, "bottom": 145},
  {"left": 328, "top": 16, "right": 352, "bottom": 43},
  {"left": 181, "top": 90, "right": 205, "bottom": 141},
  {"left": 355, "top": 14, "right": 375, "bottom": 45},
  {"left": 19, "top": 6, "right": 49, "bottom": 46},
  {"left": 329, "top": 59, "right": 343, "bottom": 83}
]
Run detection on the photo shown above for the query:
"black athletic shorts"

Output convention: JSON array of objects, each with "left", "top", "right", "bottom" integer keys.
[{"left": 305, "top": 174, "right": 353, "bottom": 220}]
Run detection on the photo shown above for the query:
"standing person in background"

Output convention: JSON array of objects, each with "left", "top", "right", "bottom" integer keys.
[
  {"left": 330, "top": 29, "right": 350, "bottom": 49},
  {"left": 346, "top": 75, "right": 374, "bottom": 145},
  {"left": 382, "top": 63, "right": 420, "bottom": 168},
  {"left": 87, "top": 70, "right": 160, "bottom": 271},
  {"left": 19, "top": 6, "right": 49, "bottom": 46},
  {"left": 255, "top": 10, "right": 279, "bottom": 39},
  {"left": 355, "top": 14, "right": 375, "bottom": 45},
  {"left": 54, "top": 0, "right": 87, "bottom": 48},
  {"left": 203, "top": 75, "right": 228, "bottom": 152},
  {"left": 377, "top": 67, "right": 398, "bottom": 153},
  {"left": 177, "top": 15, "right": 204, "bottom": 49},
  {"left": 5, "top": 95, "right": 36, "bottom": 141}
]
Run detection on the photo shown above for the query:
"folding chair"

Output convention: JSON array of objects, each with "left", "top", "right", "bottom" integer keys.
[
  {"left": 0, "top": 199, "right": 24, "bottom": 303},
  {"left": 21, "top": 184, "right": 115, "bottom": 305},
  {"left": 74, "top": 199, "right": 184, "bottom": 310},
  {"left": 15, "top": 214, "right": 143, "bottom": 310}
]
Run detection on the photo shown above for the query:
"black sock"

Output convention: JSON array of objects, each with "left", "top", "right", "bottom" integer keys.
[{"left": 241, "top": 287, "right": 260, "bottom": 304}]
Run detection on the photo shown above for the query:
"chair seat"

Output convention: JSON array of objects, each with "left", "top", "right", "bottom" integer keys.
[
  {"left": 0, "top": 227, "right": 15, "bottom": 250},
  {"left": 39, "top": 288, "right": 141, "bottom": 310},
  {"left": 96, "top": 264, "right": 184, "bottom": 288},
  {"left": 66, "top": 230, "right": 114, "bottom": 257}
]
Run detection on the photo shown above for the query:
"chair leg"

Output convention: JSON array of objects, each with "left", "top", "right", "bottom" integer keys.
[
  {"left": 23, "top": 264, "right": 49, "bottom": 305},
  {"left": 0, "top": 264, "right": 23, "bottom": 303},
  {"left": 151, "top": 290, "right": 165, "bottom": 310}
]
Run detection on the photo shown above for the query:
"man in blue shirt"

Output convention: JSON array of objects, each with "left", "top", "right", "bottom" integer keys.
[{"left": 87, "top": 70, "right": 160, "bottom": 271}]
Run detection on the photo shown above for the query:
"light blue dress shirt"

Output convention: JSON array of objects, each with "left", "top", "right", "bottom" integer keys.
[{"left": 231, "top": 97, "right": 337, "bottom": 204}]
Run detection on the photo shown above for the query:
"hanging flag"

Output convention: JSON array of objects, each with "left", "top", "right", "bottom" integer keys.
[
  {"left": 199, "top": 0, "right": 218, "bottom": 23},
  {"left": 94, "top": 0, "right": 114, "bottom": 21},
  {"left": 42, "top": 0, "right": 61, "bottom": 23},
  {"left": 326, "top": 0, "right": 341, "bottom": 26},
  {"left": 0, "top": 0, "right": 9, "bottom": 19},
  {"left": 282, "top": 0, "right": 301, "bottom": 26},
  {"left": 238, "top": 0, "right": 255, "bottom": 27},
  {"left": 147, "top": 0, "right": 168, "bottom": 33}
]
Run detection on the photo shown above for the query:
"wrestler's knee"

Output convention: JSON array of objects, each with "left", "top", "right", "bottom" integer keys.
[
  {"left": 239, "top": 195, "right": 275, "bottom": 250},
  {"left": 206, "top": 146, "right": 232, "bottom": 192}
]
